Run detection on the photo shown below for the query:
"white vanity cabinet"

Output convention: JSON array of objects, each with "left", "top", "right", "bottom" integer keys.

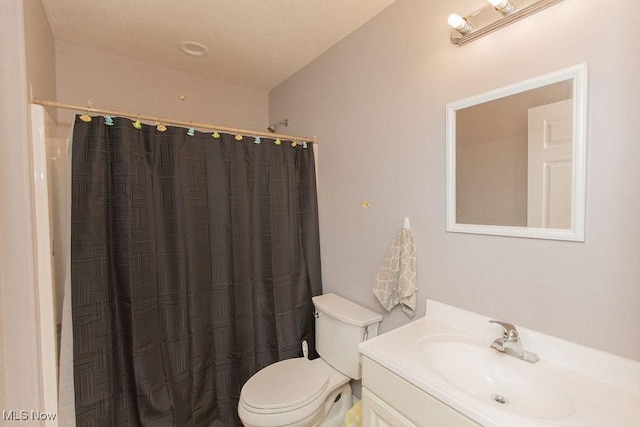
[
  {"left": 359, "top": 301, "right": 640, "bottom": 427},
  {"left": 361, "top": 356, "right": 480, "bottom": 427}
]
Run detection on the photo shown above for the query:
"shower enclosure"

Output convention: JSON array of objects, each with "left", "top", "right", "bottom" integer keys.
[
  {"left": 30, "top": 104, "right": 73, "bottom": 426},
  {"left": 29, "top": 104, "right": 322, "bottom": 425}
]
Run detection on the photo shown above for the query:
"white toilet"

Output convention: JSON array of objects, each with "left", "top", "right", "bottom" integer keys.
[{"left": 238, "top": 293, "right": 383, "bottom": 427}]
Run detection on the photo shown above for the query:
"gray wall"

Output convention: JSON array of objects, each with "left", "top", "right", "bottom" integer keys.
[{"left": 270, "top": 0, "right": 640, "bottom": 360}]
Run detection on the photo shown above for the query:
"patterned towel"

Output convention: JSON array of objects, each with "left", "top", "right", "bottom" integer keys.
[{"left": 372, "top": 227, "right": 417, "bottom": 318}]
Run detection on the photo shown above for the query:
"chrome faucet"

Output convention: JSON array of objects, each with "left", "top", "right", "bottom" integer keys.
[{"left": 489, "top": 320, "right": 539, "bottom": 363}]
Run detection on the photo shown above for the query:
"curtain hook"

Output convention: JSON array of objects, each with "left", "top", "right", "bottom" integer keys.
[
  {"left": 104, "top": 109, "right": 114, "bottom": 126},
  {"left": 132, "top": 113, "right": 142, "bottom": 129},
  {"left": 80, "top": 100, "right": 92, "bottom": 122},
  {"left": 187, "top": 122, "right": 195, "bottom": 136},
  {"left": 156, "top": 117, "right": 167, "bottom": 132}
]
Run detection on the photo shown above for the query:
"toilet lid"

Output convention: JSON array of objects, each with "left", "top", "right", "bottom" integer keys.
[{"left": 241, "top": 358, "right": 329, "bottom": 411}]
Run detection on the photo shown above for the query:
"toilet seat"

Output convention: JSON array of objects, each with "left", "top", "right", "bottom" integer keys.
[{"left": 240, "top": 358, "right": 330, "bottom": 413}]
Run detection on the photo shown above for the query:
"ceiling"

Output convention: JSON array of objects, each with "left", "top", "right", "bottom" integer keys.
[{"left": 40, "top": 0, "right": 398, "bottom": 91}]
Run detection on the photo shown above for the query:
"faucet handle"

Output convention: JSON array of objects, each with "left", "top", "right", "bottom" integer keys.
[{"left": 489, "top": 320, "right": 520, "bottom": 341}]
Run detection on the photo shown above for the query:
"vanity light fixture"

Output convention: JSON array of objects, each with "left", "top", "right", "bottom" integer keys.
[{"left": 448, "top": 0, "right": 564, "bottom": 46}]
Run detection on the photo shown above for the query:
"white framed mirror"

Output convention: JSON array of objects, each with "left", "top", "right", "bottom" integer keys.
[{"left": 446, "top": 64, "right": 587, "bottom": 241}]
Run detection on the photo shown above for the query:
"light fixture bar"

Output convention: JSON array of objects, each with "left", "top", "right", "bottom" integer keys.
[{"left": 449, "top": 0, "right": 564, "bottom": 46}]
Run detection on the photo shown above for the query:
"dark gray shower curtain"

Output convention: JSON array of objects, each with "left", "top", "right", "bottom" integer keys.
[{"left": 71, "top": 115, "right": 322, "bottom": 426}]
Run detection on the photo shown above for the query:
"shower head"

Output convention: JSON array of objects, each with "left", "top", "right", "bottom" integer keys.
[{"left": 267, "top": 119, "right": 288, "bottom": 133}]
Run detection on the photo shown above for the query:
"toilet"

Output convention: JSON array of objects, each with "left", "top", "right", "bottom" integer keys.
[{"left": 238, "top": 293, "right": 383, "bottom": 427}]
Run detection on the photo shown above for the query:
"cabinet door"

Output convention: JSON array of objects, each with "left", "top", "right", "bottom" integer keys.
[
  {"left": 362, "top": 388, "right": 417, "bottom": 427},
  {"left": 362, "top": 357, "right": 481, "bottom": 426}
]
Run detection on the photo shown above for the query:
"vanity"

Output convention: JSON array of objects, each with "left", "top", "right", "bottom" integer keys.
[{"left": 358, "top": 300, "right": 640, "bottom": 426}]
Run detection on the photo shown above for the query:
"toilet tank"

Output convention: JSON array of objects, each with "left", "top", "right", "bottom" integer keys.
[{"left": 312, "top": 293, "right": 383, "bottom": 380}]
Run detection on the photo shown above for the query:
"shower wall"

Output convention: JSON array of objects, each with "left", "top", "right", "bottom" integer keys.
[
  {"left": 30, "top": 103, "right": 60, "bottom": 426},
  {"left": 46, "top": 136, "right": 69, "bottom": 326}
]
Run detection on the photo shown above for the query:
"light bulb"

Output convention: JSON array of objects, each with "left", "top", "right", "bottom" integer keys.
[
  {"left": 447, "top": 13, "right": 472, "bottom": 34},
  {"left": 488, "top": 0, "right": 507, "bottom": 7},
  {"left": 447, "top": 13, "right": 466, "bottom": 30},
  {"left": 488, "top": 0, "right": 514, "bottom": 13}
]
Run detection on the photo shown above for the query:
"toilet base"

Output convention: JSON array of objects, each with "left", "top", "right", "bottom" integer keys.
[{"left": 318, "top": 383, "right": 352, "bottom": 427}]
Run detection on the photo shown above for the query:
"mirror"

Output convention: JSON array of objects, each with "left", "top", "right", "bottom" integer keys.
[{"left": 446, "top": 64, "right": 587, "bottom": 241}]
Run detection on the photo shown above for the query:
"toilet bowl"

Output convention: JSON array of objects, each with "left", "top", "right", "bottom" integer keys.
[
  {"left": 238, "top": 357, "right": 351, "bottom": 427},
  {"left": 238, "top": 293, "right": 383, "bottom": 427}
]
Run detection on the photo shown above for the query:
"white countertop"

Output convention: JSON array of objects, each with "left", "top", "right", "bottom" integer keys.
[{"left": 359, "top": 300, "right": 640, "bottom": 427}]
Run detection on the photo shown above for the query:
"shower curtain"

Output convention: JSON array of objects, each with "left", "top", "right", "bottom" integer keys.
[{"left": 70, "top": 115, "right": 322, "bottom": 426}]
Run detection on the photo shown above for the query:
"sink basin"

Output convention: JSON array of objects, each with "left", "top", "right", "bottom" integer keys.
[{"left": 417, "top": 334, "right": 576, "bottom": 420}]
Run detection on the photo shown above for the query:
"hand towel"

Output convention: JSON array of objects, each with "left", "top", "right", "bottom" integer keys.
[{"left": 372, "top": 226, "right": 417, "bottom": 318}]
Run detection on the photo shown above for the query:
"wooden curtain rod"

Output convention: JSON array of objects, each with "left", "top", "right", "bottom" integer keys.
[{"left": 31, "top": 99, "right": 317, "bottom": 144}]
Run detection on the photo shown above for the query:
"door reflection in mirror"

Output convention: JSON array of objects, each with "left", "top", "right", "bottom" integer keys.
[
  {"left": 446, "top": 63, "right": 587, "bottom": 241},
  {"left": 455, "top": 80, "right": 572, "bottom": 227}
]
